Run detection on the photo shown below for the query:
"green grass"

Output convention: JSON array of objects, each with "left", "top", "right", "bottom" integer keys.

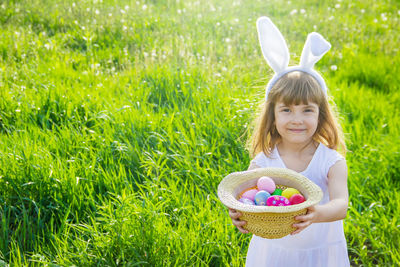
[{"left": 0, "top": 0, "right": 399, "bottom": 265}]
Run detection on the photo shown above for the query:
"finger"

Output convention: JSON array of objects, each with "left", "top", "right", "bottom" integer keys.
[
  {"left": 237, "top": 226, "right": 249, "bottom": 234},
  {"left": 295, "top": 210, "right": 315, "bottom": 221},
  {"left": 291, "top": 228, "right": 302, "bottom": 235},
  {"left": 295, "top": 213, "right": 312, "bottom": 221},
  {"left": 232, "top": 219, "right": 247, "bottom": 227},
  {"left": 307, "top": 206, "right": 316, "bottom": 212},
  {"left": 304, "top": 206, "right": 316, "bottom": 216},
  {"left": 291, "top": 223, "right": 309, "bottom": 235},
  {"left": 229, "top": 210, "right": 242, "bottom": 219},
  {"left": 292, "top": 221, "right": 311, "bottom": 231},
  {"left": 229, "top": 211, "right": 241, "bottom": 219},
  {"left": 231, "top": 217, "right": 249, "bottom": 234}
]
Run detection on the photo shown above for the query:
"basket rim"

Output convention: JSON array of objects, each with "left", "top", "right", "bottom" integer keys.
[{"left": 217, "top": 167, "right": 323, "bottom": 213}]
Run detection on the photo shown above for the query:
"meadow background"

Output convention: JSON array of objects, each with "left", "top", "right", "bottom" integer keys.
[{"left": 0, "top": 0, "right": 399, "bottom": 266}]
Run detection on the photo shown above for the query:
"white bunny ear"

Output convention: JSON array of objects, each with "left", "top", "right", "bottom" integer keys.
[
  {"left": 300, "top": 32, "right": 331, "bottom": 69},
  {"left": 257, "top": 16, "right": 289, "bottom": 73}
]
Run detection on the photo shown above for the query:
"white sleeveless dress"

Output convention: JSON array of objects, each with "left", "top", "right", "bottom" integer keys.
[{"left": 246, "top": 143, "right": 350, "bottom": 267}]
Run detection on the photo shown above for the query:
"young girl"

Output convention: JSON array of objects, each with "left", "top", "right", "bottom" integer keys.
[{"left": 228, "top": 17, "right": 350, "bottom": 266}]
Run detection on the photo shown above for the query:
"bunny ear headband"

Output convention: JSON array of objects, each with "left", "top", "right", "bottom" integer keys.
[{"left": 257, "top": 16, "right": 331, "bottom": 100}]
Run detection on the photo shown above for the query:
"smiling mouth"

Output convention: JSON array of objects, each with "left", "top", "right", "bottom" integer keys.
[{"left": 289, "top": 129, "right": 306, "bottom": 132}]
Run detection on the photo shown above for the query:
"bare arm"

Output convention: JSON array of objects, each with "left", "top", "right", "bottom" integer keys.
[
  {"left": 292, "top": 159, "right": 349, "bottom": 234},
  {"left": 228, "top": 162, "right": 261, "bottom": 234}
]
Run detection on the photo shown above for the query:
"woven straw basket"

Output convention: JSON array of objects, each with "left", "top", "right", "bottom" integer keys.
[{"left": 218, "top": 167, "right": 323, "bottom": 239}]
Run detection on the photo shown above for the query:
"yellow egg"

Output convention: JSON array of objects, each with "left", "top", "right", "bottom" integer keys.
[{"left": 282, "top": 188, "right": 300, "bottom": 200}]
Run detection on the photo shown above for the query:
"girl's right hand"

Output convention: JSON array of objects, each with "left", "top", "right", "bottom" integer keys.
[{"left": 228, "top": 208, "right": 249, "bottom": 234}]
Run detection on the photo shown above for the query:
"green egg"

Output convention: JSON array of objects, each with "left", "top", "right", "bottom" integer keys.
[{"left": 271, "top": 188, "right": 282, "bottom": 196}]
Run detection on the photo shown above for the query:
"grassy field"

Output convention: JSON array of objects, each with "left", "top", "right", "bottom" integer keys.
[{"left": 0, "top": 0, "right": 399, "bottom": 265}]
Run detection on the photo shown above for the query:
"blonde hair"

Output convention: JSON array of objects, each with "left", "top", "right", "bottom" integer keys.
[{"left": 248, "top": 71, "right": 346, "bottom": 158}]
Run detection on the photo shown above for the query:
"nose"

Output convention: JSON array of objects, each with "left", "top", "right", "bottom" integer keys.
[{"left": 291, "top": 113, "right": 303, "bottom": 124}]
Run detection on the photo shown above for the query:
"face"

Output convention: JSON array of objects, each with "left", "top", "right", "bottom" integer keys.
[{"left": 274, "top": 101, "right": 319, "bottom": 146}]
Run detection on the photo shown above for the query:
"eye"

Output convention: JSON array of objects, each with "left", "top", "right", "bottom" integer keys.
[
  {"left": 282, "top": 108, "right": 291, "bottom": 112},
  {"left": 304, "top": 107, "right": 317, "bottom": 113}
]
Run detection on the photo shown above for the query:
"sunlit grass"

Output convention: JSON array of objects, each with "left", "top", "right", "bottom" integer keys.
[{"left": 0, "top": 0, "right": 399, "bottom": 265}]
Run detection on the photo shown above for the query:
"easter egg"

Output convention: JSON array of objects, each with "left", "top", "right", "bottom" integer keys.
[
  {"left": 289, "top": 194, "right": 305, "bottom": 205},
  {"left": 239, "top": 197, "right": 255, "bottom": 205},
  {"left": 266, "top": 195, "right": 290, "bottom": 206},
  {"left": 271, "top": 188, "right": 282, "bottom": 196},
  {"left": 257, "top": 176, "right": 276, "bottom": 193},
  {"left": 282, "top": 188, "right": 300, "bottom": 200},
  {"left": 254, "top": 190, "right": 271, "bottom": 206},
  {"left": 241, "top": 188, "right": 258, "bottom": 201}
]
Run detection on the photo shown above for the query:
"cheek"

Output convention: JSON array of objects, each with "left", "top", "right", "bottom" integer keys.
[
  {"left": 307, "top": 117, "right": 319, "bottom": 130},
  {"left": 274, "top": 116, "right": 285, "bottom": 129}
]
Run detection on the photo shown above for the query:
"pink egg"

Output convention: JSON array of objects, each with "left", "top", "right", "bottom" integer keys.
[
  {"left": 241, "top": 188, "right": 258, "bottom": 201},
  {"left": 257, "top": 176, "right": 276, "bottom": 193},
  {"left": 266, "top": 195, "right": 290, "bottom": 206},
  {"left": 289, "top": 194, "right": 305, "bottom": 205}
]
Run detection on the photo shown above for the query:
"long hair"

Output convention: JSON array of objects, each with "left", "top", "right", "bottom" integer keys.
[{"left": 248, "top": 71, "right": 346, "bottom": 158}]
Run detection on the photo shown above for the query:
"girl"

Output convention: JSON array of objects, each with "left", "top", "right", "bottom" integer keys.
[{"left": 228, "top": 17, "right": 350, "bottom": 266}]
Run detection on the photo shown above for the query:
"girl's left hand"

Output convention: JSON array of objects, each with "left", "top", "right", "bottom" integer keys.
[{"left": 291, "top": 205, "right": 319, "bottom": 235}]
